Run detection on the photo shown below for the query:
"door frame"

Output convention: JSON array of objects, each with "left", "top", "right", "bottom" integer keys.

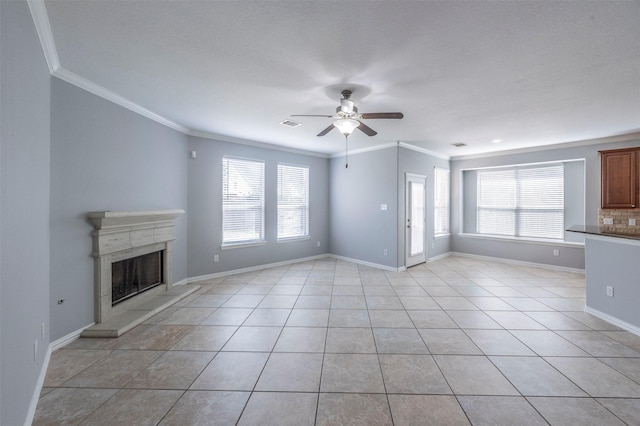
[{"left": 405, "top": 173, "right": 427, "bottom": 268}]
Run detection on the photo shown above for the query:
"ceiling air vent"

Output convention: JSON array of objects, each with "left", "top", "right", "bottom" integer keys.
[
  {"left": 280, "top": 119, "right": 302, "bottom": 128},
  {"left": 451, "top": 142, "right": 467, "bottom": 147}
]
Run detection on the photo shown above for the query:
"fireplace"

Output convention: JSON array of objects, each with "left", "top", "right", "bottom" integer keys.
[
  {"left": 112, "top": 250, "right": 164, "bottom": 305},
  {"left": 87, "top": 209, "right": 184, "bottom": 323}
]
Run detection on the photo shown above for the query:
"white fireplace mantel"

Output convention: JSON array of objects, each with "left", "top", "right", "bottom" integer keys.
[{"left": 87, "top": 209, "right": 185, "bottom": 323}]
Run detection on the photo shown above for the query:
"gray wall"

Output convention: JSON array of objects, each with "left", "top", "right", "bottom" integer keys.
[
  {"left": 50, "top": 78, "right": 189, "bottom": 340},
  {"left": 397, "top": 147, "right": 451, "bottom": 264},
  {"left": 451, "top": 138, "right": 640, "bottom": 269},
  {"left": 0, "top": 2, "right": 52, "bottom": 424},
  {"left": 329, "top": 147, "right": 399, "bottom": 268},
  {"left": 187, "top": 136, "right": 329, "bottom": 276}
]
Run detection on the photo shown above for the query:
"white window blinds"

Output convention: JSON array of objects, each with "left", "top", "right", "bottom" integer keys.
[
  {"left": 277, "top": 164, "right": 309, "bottom": 240},
  {"left": 434, "top": 168, "right": 450, "bottom": 235},
  {"left": 477, "top": 164, "right": 564, "bottom": 240},
  {"left": 222, "top": 157, "right": 265, "bottom": 245}
]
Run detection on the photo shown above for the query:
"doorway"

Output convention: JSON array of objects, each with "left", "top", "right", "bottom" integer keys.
[{"left": 406, "top": 173, "right": 426, "bottom": 267}]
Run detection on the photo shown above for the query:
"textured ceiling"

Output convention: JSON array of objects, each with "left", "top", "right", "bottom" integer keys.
[{"left": 44, "top": 0, "right": 640, "bottom": 157}]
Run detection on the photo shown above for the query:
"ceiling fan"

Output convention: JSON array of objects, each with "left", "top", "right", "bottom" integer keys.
[{"left": 292, "top": 89, "right": 404, "bottom": 138}]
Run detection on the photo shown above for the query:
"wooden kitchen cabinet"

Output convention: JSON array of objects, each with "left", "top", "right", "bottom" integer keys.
[{"left": 600, "top": 147, "right": 639, "bottom": 209}]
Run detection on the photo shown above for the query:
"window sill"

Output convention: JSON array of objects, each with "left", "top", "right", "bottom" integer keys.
[
  {"left": 221, "top": 241, "right": 266, "bottom": 250},
  {"left": 277, "top": 236, "right": 311, "bottom": 244},
  {"left": 434, "top": 233, "right": 451, "bottom": 239},
  {"left": 457, "top": 233, "right": 584, "bottom": 247}
]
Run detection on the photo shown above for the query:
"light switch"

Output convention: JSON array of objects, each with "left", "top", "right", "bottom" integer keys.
[
  {"left": 603, "top": 217, "right": 613, "bottom": 225},
  {"left": 380, "top": 204, "right": 387, "bottom": 211},
  {"left": 630, "top": 218, "right": 637, "bottom": 226}
]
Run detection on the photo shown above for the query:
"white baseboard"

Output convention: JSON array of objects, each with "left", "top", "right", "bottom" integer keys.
[
  {"left": 50, "top": 322, "right": 96, "bottom": 351},
  {"left": 449, "top": 251, "right": 585, "bottom": 274},
  {"left": 24, "top": 344, "right": 51, "bottom": 426},
  {"left": 185, "top": 254, "right": 331, "bottom": 283},
  {"left": 584, "top": 306, "right": 640, "bottom": 337},
  {"left": 329, "top": 254, "right": 404, "bottom": 272},
  {"left": 427, "top": 252, "right": 451, "bottom": 262}
]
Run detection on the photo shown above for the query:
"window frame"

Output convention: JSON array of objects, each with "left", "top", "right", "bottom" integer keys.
[
  {"left": 221, "top": 156, "right": 266, "bottom": 249},
  {"left": 276, "top": 163, "right": 310, "bottom": 242},
  {"left": 434, "top": 167, "right": 450, "bottom": 237}
]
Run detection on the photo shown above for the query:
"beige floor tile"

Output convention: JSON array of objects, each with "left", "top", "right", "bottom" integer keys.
[
  {"left": 388, "top": 395, "right": 469, "bottom": 426},
  {"left": 221, "top": 326, "right": 281, "bottom": 351},
  {"left": 393, "top": 286, "right": 428, "bottom": 296},
  {"left": 170, "top": 325, "right": 237, "bottom": 351},
  {"left": 562, "top": 311, "right": 623, "bottom": 330},
  {"left": 399, "top": 296, "right": 440, "bottom": 310},
  {"left": 273, "top": 326, "right": 326, "bottom": 352},
  {"left": 316, "top": 393, "right": 392, "bottom": 426},
  {"left": 257, "top": 295, "right": 298, "bottom": 308},
  {"left": 237, "top": 285, "right": 273, "bottom": 295},
  {"left": 183, "top": 294, "right": 231, "bottom": 307},
  {"left": 325, "top": 327, "right": 376, "bottom": 353},
  {"left": 255, "top": 352, "right": 323, "bottom": 391},
  {"left": 243, "top": 308, "right": 291, "bottom": 326},
  {"left": 434, "top": 355, "right": 519, "bottom": 395},
  {"left": 199, "top": 308, "right": 253, "bottom": 325},
  {"left": 116, "top": 324, "right": 194, "bottom": 350},
  {"left": 159, "top": 390, "right": 249, "bottom": 426},
  {"left": 43, "top": 349, "right": 111, "bottom": 387},
  {"left": 490, "top": 356, "right": 587, "bottom": 396},
  {"left": 446, "top": 310, "right": 502, "bottom": 329},
  {"left": 222, "top": 294, "right": 265, "bottom": 308},
  {"left": 600, "top": 357, "right": 640, "bottom": 383},
  {"left": 419, "top": 329, "right": 482, "bottom": 355},
  {"left": 332, "top": 286, "right": 364, "bottom": 296},
  {"left": 408, "top": 310, "right": 458, "bottom": 328},
  {"left": 485, "top": 311, "right": 546, "bottom": 330},
  {"left": 33, "top": 388, "right": 117, "bottom": 425},
  {"left": 238, "top": 392, "right": 317, "bottom": 426},
  {"left": 286, "top": 308, "right": 330, "bottom": 326},
  {"left": 294, "top": 295, "right": 332, "bottom": 308},
  {"left": 328, "top": 309, "right": 371, "bottom": 327},
  {"left": 80, "top": 389, "right": 182, "bottom": 426},
  {"left": 509, "top": 330, "right": 589, "bottom": 356},
  {"left": 602, "top": 330, "right": 640, "bottom": 352},
  {"left": 423, "top": 285, "right": 459, "bottom": 296},
  {"left": 320, "top": 354, "right": 385, "bottom": 393},
  {"left": 523, "top": 311, "right": 592, "bottom": 330},
  {"left": 373, "top": 328, "right": 429, "bottom": 354},
  {"left": 501, "top": 297, "right": 555, "bottom": 311},
  {"left": 63, "top": 350, "right": 162, "bottom": 388},
  {"left": 126, "top": 351, "right": 215, "bottom": 389},
  {"left": 528, "top": 396, "right": 626, "bottom": 425},
  {"left": 368, "top": 309, "right": 414, "bottom": 327},
  {"left": 331, "top": 295, "right": 367, "bottom": 309},
  {"left": 465, "top": 296, "right": 517, "bottom": 311},
  {"left": 465, "top": 329, "right": 536, "bottom": 355},
  {"left": 190, "top": 352, "right": 269, "bottom": 390},
  {"left": 433, "top": 296, "right": 479, "bottom": 310},
  {"left": 366, "top": 296, "right": 404, "bottom": 310},
  {"left": 458, "top": 396, "right": 547, "bottom": 425},
  {"left": 545, "top": 357, "right": 640, "bottom": 397},
  {"left": 300, "top": 284, "right": 333, "bottom": 295},
  {"left": 158, "top": 307, "right": 215, "bottom": 325},
  {"left": 268, "top": 284, "right": 303, "bottom": 295},
  {"left": 556, "top": 330, "right": 640, "bottom": 357},
  {"left": 379, "top": 354, "right": 451, "bottom": 394},
  {"left": 597, "top": 398, "right": 640, "bottom": 425}
]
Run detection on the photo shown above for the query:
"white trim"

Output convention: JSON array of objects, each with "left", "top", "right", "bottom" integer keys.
[
  {"left": 329, "top": 254, "right": 404, "bottom": 272},
  {"left": 190, "top": 130, "right": 329, "bottom": 158},
  {"left": 173, "top": 278, "right": 189, "bottom": 287},
  {"left": 52, "top": 68, "right": 189, "bottom": 133},
  {"left": 584, "top": 306, "right": 640, "bottom": 337},
  {"left": 449, "top": 251, "right": 585, "bottom": 274},
  {"left": 582, "top": 233, "right": 640, "bottom": 247},
  {"left": 186, "top": 254, "right": 330, "bottom": 282},
  {"left": 457, "top": 233, "right": 585, "bottom": 248},
  {"left": 24, "top": 344, "right": 51, "bottom": 426},
  {"left": 277, "top": 236, "right": 311, "bottom": 244},
  {"left": 330, "top": 142, "right": 398, "bottom": 158},
  {"left": 398, "top": 141, "right": 450, "bottom": 160},
  {"left": 427, "top": 252, "right": 451, "bottom": 262},
  {"left": 27, "top": 0, "right": 59, "bottom": 73},
  {"left": 451, "top": 132, "right": 640, "bottom": 161},
  {"left": 50, "top": 322, "right": 96, "bottom": 351},
  {"left": 458, "top": 158, "right": 585, "bottom": 173}
]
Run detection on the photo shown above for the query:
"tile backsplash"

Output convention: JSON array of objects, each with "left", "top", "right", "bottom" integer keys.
[{"left": 599, "top": 208, "right": 640, "bottom": 234}]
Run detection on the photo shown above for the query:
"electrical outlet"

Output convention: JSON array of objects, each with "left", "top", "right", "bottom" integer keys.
[
  {"left": 630, "top": 218, "right": 637, "bottom": 226},
  {"left": 317, "top": 241, "right": 321, "bottom": 247},
  {"left": 606, "top": 286, "right": 614, "bottom": 297},
  {"left": 214, "top": 255, "right": 219, "bottom": 262},
  {"left": 553, "top": 249, "right": 559, "bottom": 256},
  {"left": 603, "top": 217, "right": 614, "bottom": 225},
  {"left": 383, "top": 249, "right": 388, "bottom": 256}
]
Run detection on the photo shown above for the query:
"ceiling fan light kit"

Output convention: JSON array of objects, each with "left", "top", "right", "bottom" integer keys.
[{"left": 334, "top": 118, "right": 360, "bottom": 136}]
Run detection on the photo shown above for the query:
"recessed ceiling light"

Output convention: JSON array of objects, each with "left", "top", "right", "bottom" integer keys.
[
  {"left": 492, "top": 139, "right": 502, "bottom": 143},
  {"left": 280, "top": 119, "right": 301, "bottom": 128}
]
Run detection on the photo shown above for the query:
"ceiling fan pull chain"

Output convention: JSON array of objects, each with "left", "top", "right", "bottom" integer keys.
[{"left": 345, "top": 135, "right": 349, "bottom": 168}]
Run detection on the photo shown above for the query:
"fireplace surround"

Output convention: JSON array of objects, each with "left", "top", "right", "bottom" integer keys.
[{"left": 87, "top": 209, "right": 184, "bottom": 324}]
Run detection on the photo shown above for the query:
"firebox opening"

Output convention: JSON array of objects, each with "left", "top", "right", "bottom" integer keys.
[{"left": 112, "top": 250, "right": 164, "bottom": 306}]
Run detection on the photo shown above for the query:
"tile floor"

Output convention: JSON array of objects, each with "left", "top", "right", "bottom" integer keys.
[{"left": 34, "top": 256, "right": 640, "bottom": 425}]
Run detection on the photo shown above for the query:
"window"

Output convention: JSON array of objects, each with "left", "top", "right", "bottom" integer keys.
[
  {"left": 277, "top": 164, "right": 309, "bottom": 240},
  {"left": 434, "top": 168, "right": 450, "bottom": 236},
  {"left": 222, "top": 157, "right": 265, "bottom": 245},
  {"left": 477, "top": 164, "right": 564, "bottom": 240}
]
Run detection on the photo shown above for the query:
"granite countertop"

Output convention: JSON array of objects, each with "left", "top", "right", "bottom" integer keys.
[{"left": 566, "top": 225, "right": 640, "bottom": 241}]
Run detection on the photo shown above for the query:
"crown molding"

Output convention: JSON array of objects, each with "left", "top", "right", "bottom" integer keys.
[
  {"left": 27, "top": 0, "right": 59, "bottom": 73},
  {"left": 189, "top": 130, "right": 330, "bottom": 158},
  {"left": 52, "top": 68, "right": 190, "bottom": 134},
  {"left": 398, "top": 141, "right": 450, "bottom": 160},
  {"left": 450, "top": 132, "right": 640, "bottom": 161},
  {"left": 330, "top": 142, "right": 398, "bottom": 158}
]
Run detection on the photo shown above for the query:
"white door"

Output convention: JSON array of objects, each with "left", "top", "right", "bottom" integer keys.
[{"left": 406, "top": 173, "right": 426, "bottom": 267}]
